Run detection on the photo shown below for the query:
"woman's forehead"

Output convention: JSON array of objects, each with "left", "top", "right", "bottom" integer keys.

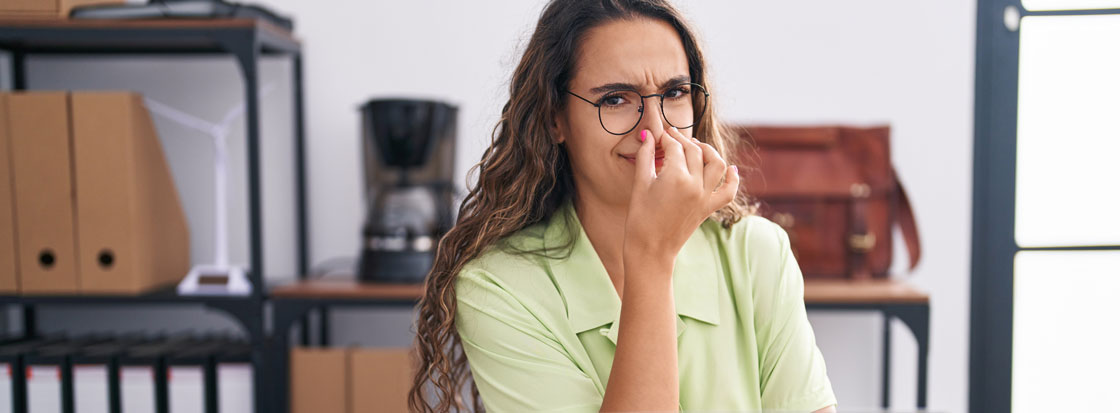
[{"left": 572, "top": 17, "right": 690, "bottom": 92}]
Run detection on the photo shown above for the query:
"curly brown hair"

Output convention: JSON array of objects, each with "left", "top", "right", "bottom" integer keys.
[{"left": 408, "top": 0, "right": 754, "bottom": 411}]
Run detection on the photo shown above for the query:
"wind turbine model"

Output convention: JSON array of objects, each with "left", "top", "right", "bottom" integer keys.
[{"left": 144, "top": 85, "right": 275, "bottom": 296}]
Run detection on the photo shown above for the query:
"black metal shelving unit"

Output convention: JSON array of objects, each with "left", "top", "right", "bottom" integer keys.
[{"left": 0, "top": 18, "right": 309, "bottom": 413}]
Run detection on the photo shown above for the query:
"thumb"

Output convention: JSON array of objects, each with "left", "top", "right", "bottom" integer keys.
[{"left": 634, "top": 129, "right": 656, "bottom": 186}]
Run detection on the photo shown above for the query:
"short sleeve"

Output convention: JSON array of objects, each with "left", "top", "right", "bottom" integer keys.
[
  {"left": 455, "top": 268, "right": 603, "bottom": 413},
  {"left": 750, "top": 221, "right": 838, "bottom": 411}
]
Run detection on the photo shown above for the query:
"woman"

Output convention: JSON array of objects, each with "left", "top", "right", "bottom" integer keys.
[{"left": 410, "top": 0, "right": 838, "bottom": 411}]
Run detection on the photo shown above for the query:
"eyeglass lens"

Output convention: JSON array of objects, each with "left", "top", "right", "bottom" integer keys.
[{"left": 597, "top": 83, "right": 708, "bottom": 135}]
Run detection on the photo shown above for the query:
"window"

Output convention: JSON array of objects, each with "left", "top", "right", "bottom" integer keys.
[{"left": 971, "top": 2, "right": 1120, "bottom": 412}]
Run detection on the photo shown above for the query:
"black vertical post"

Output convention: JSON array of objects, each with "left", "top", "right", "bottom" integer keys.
[
  {"left": 318, "top": 307, "right": 330, "bottom": 346},
  {"left": 294, "top": 53, "right": 313, "bottom": 349},
  {"left": 61, "top": 357, "right": 75, "bottom": 413},
  {"left": 154, "top": 359, "right": 169, "bottom": 413},
  {"left": 273, "top": 301, "right": 313, "bottom": 413},
  {"left": 219, "top": 32, "right": 267, "bottom": 413},
  {"left": 12, "top": 50, "right": 26, "bottom": 90},
  {"left": 219, "top": 33, "right": 264, "bottom": 299},
  {"left": 21, "top": 307, "right": 35, "bottom": 339},
  {"left": 969, "top": 2, "right": 1021, "bottom": 412},
  {"left": 914, "top": 307, "right": 930, "bottom": 408},
  {"left": 245, "top": 49, "right": 264, "bottom": 298},
  {"left": 13, "top": 356, "right": 27, "bottom": 413},
  {"left": 108, "top": 359, "right": 122, "bottom": 413},
  {"left": 204, "top": 356, "right": 218, "bottom": 413},
  {"left": 881, "top": 311, "right": 892, "bottom": 409},
  {"left": 293, "top": 53, "right": 309, "bottom": 279}
]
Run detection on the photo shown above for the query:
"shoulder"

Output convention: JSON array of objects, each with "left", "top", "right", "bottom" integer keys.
[
  {"left": 705, "top": 213, "right": 791, "bottom": 263},
  {"left": 454, "top": 220, "right": 565, "bottom": 310},
  {"left": 702, "top": 214, "right": 795, "bottom": 292}
]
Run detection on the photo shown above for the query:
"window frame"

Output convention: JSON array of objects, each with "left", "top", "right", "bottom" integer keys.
[{"left": 969, "top": 2, "right": 1120, "bottom": 412}]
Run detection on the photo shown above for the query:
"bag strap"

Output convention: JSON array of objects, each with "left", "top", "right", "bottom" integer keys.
[
  {"left": 894, "top": 168, "right": 922, "bottom": 271},
  {"left": 847, "top": 185, "right": 873, "bottom": 280}
]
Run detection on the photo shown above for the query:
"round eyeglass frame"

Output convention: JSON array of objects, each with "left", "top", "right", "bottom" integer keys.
[{"left": 565, "top": 82, "right": 710, "bottom": 136}]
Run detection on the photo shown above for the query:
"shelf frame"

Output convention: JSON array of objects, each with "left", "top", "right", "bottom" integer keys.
[{"left": 0, "top": 18, "right": 309, "bottom": 413}]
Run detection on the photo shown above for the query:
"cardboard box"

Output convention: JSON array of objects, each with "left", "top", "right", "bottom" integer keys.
[
  {"left": 0, "top": 0, "right": 125, "bottom": 19},
  {"left": 350, "top": 347, "right": 416, "bottom": 413},
  {"left": 291, "top": 347, "right": 348, "bottom": 413},
  {"left": 70, "top": 92, "right": 189, "bottom": 295},
  {"left": 0, "top": 94, "right": 20, "bottom": 293},
  {"left": 7, "top": 92, "right": 80, "bottom": 294},
  {"left": 290, "top": 347, "right": 416, "bottom": 413},
  {"left": 4, "top": 91, "right": 189, "bottom": 296}
]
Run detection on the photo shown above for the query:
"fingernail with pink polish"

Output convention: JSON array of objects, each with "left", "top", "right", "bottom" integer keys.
[{"left": 641, "top": 130, "right": 647, "bottom": 142}]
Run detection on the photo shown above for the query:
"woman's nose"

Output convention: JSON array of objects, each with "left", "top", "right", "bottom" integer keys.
[{"left": 635, "top": 98, "right": 666, "bottom": 141}]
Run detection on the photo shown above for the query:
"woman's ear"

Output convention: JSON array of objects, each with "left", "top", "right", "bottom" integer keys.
[{"left": 550, "top": 113, "right": 566, "bottom": 145}]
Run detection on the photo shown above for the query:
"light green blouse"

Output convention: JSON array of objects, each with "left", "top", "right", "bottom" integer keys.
[{"left": 455, "top": 198, "right": 837, "bottom": 412}]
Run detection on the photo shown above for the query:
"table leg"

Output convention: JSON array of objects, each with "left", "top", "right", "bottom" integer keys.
[
  {"left": 882, "top": 311, "right": 892, "bottom": 409},
  {"left": 893, "top": 304, "right": 930, "bottom": 409}
]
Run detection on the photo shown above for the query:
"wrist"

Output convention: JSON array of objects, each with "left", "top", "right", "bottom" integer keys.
[
  {"left": 623, "top": 246, "right": 674, "bottom": 262},
  {"left": 623, "top": 243, "right": 675, "bottom": 264},
  {"left": 622, "top": 251, "right": 675, "bottom": 283}
]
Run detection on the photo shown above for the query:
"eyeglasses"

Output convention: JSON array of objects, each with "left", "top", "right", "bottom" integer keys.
[{"left": 566, "top": 82, "right": 709, "bottom": 136}]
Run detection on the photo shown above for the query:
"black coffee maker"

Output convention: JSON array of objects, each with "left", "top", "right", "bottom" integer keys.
[{"left": 358, "top": 99, "right": 458, "bottom": 283}]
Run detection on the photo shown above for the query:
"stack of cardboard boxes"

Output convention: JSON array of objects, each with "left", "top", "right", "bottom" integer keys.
[
  {"left": 0, "top": 91, "right": 190, "bottom": 295},
  {"left": 292, "top": 347, "right": 417, "bottom": 413}
]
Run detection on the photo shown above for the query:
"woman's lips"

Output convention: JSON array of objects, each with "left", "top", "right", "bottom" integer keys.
[{"left": 620, "top": 154, "right": 664, "bottom": 167}]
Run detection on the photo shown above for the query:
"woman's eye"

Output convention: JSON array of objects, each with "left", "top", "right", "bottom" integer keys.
[
  {"left": 601, "top": 95, "right": 626, "bottom": 106},
  {"left": 665, "top": 86, "right": 690, "bottom": 99}
]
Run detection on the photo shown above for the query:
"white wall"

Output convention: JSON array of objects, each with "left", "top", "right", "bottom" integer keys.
[
  {"left": 18, "top": 1, "right": 976, "bottom": 412},
  {"left": 677, "top": 3, "right": 976, "bottom": 413}
]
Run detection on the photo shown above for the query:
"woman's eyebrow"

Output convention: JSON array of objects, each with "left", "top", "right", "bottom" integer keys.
[{"left": 588, "top": 75, "right": 691, "bottom": 94}]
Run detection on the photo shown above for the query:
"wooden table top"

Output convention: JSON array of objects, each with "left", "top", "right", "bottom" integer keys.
[
  {"left": 270, "top": 277, "right": 928, "bottom": 305},
  {"left": 269, "top": 278, "right": 423, "bottom": 301},
  {"left": 803, "top": 279, "right": 929, "bottom": 305}
]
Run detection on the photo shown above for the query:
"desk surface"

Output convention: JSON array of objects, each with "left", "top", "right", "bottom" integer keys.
[
  {"left": 269, "top": 279, "right": 423, "bottom": 301},
  {"left": 270, "top": 278, "right": 929, "bottom": 305},
  {"left": 804, "top": 279, "right": 929, "bottom": 305}
]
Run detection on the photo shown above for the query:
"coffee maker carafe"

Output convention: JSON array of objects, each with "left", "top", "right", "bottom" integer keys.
[{"left": 358, "top": 99, "right": 457, "bottom": 283}]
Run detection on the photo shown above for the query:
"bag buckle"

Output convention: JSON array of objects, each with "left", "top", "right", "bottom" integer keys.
[
  {"left": 850, "top": 183, "right": 871, "bottom": 198},
  {"left": 773, "top": 212, "right": 795, "bottom": 229},
  {"left": 849, "top": 233, "right": 877, "bottom": 253}
]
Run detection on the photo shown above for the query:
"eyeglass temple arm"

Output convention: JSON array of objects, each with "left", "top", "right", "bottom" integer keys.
[{"left": 566, "top": 90, "right": 599, "bottom": 107}]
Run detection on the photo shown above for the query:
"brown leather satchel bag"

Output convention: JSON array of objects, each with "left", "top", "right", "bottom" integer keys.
[{"left": 732, "top": 125, "right": 921, "bottom": 280}]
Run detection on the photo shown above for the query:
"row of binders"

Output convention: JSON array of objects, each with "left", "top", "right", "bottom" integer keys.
[
  {"left": 0, "top": 91, "right": 190, "bottom": 296},
  {"left": 0, "top": 334, "right": 252, "bottom": 413}
]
